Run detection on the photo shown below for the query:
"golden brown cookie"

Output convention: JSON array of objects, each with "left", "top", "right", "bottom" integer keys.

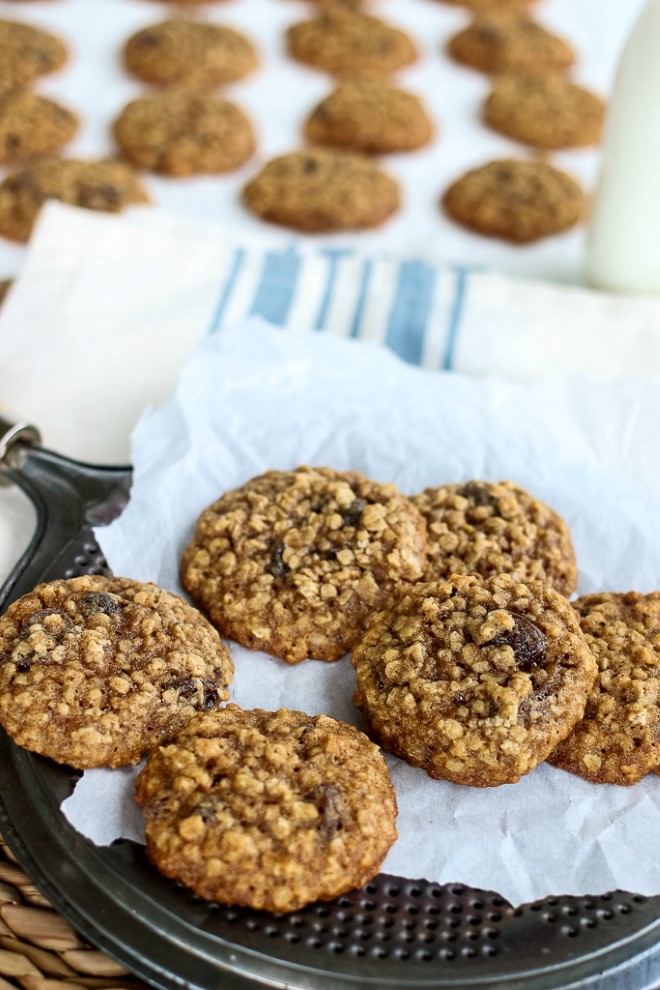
[
  {"left": 287, "top": 10, "right": 417, "bottom": 78},
  {"left": 304, "top": 81, "right": 433, "bottom": 154},
  {"left": 123, "top": 19, "right": 257, "bottom": 87},
  {"left": 447, "top": 14, "right": 575, "bottom": 76},
  {"left": 352, "top": 573, "right": 598, "bottom": 787},
  {"left": 114, "top": 88, "right": 255, "bottom": 177},
  {"left": 243, "top": 148, "right": 400, "bottom": 232},
  {"left": 0, "top": 18, "right": 67, "bottom": 86},
  {"left": 442, "top": 159, "right": 584, "bottom": 243},
  {"left": 0, "top": 576, "right": 234, "bottom": 769},
  {"left": 549, "top": 593, "right": 660, "bottom": 785},
  {"left": 136, "top": 705, "right": 398, "bottom": 912},
  {"left": 0, "top": 157, "right": 149, "bottom": 243},
  {"left": 484, "top": 75, "right": 605, "bottom": 149},
  {"left": 439, "top": 0, "right": 537, "bottom": 9},
  {"left": 411, "top": 480, "right": 577, "bottom": 597},
  {"left": 0, "top": 86, "right": 77, "bottom": 164},
  {"left": 180, "top": 466, "right": 427, "bottom": 663}
]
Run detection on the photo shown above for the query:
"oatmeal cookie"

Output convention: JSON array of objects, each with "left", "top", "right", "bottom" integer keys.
[
  {"left": 352, "top": 573, "right": 597, "bottom": 787},
  {"left": 549, "top": 593, "right": 660, "bottom": 785},
  {"left": 136, "top": 705, "right": 398, "bottom": 912},
  {"left": 114, "top": 89, "right": 255, "bottom": 177},
  {"left": 180, "top": 466, "right": 427, "bottom": 663},
  {"left": 0, "top": 19, "right": 67, "bottom": 86},
  {"left": 447, "top": 14, "right": 575, "bottom": 76},
  {"left": 0, "top": 157, "right": 149, "bottom": 243},
  {"left": 484, "top": 75, "right": 605, "bottom": 149},
  {"left": 439, "top": 0, "right": 536, "bottom": 7},
  {"left": 287, "top": 11, "right": 417, "bottom": 78},
  {"left": 411, "top": 480, "right": 577, "bottom": 597},
  {"left": 243, "top": 148, "right": 400, "bottom": 232},
  {"left": 123, "top": 19, "right": 257, "bottom": 87},
  {"left": 0, "top": 575, "right": 234, "bottom": 769},
  {"left": 304, "top": 81, "right": 433, "bottom": 154},
  {"left": 0, "top": 86, "right": 77, "bottom": 164},
  {"left": 442, "top": 159, "right": 584, "bottom": 243}
]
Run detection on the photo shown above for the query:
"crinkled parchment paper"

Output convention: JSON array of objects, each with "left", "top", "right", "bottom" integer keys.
[{"left": 63, "top": 319, "right": 660, "bottom": 906}]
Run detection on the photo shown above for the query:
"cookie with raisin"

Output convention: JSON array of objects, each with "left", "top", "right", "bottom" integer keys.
[
  {"left": 0, "top": 158, "right": 149, "bottom": 242},
  {"left": 0, "top": 576, "right": 233, "bottom": 768},
  {"left": 304, "top": 81, "right": 433, "bottom": 154},
  {"left": 114, "top": 88, "right": 255, "bottom": 176},
  {"left": 411, "top": 480, "right": 577, "bottom": 596},
  {"left": 550, "top": 593, "right": 660, "bottom": 785},
  {"left": 442, "top": 159, "right": 584, "bottom": 243},
  {"left": 180, "top": 466, "right": 427, "bottom": 663},
  {"left": 243, "top": 148, "right": 400, "bottom": 232},
  {"left": 136, "top": 706, "right": 398, "bottom": 912},
  {"left": 352, "top": 573, "right": 597, "bottom": 786}
]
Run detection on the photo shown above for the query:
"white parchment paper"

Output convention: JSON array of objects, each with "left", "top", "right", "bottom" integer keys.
[{"left": 63, "top": 319, "right": 660, "bottom": 906}]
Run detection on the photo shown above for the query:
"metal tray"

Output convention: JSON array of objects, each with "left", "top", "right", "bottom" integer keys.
[{"left": 1, "top": 415, "right": 660, "bottom": 990}]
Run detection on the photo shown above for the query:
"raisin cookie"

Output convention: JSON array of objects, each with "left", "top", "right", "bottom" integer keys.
[
  {"left": 0, "top": 157, "right": 149, "bottom": 242},
  {"left": 136, "top": 706, "right": 398, "bottom": 912},
  {"left": 243, "top": 148, "right": 400, "bottom": 232},
  {"left": 440, "top": 0, "right": 536, "bottom": 7},
  {"left": 0, "top": 576, "right": 234, "bottom": 769},
  {"left": 0, "top": 86, "right": 77, "bottom": 164},
  {"left": 123, "top": 19, "right": 257, "bottom": 87},
  {"left": 442, "top": 159, "right": 584, "bottom": 243},
  {"left": 0, "top": 18, "right": 67, "bottom": 86},
  {"left": 352, "top": 573, "right": 597, "bottom": 787},
  {"left": 180, "top": 466, "right": 427, "bottom": 663},
  {"left": 549, "top": 593, "right": 660, "bottom": 785},
  {"left": 447, "top": 14, "right": 575, "bottom": 76},
  {"left": 304, "top": 81, "right": 433, "bottom": 154},
  {"left": 484, "top": 75, "right": 605, "bottom": 149},
  {"left": 411, "top": 480, "right": 577, "bottom": 597},
  {"left": 287, "top": 10, "right": 417, "bottom": 78},
  {"left": 114, "top": 89, "right": 255, "bottom": 177}
]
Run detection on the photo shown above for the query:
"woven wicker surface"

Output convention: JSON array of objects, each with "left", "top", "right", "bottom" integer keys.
[{"left": 0, "top": 836, "right": 150, "bottom": 990}]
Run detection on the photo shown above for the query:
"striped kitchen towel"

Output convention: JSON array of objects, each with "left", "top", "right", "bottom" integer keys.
[
  {"left": 2, "top": 201, "right": 660, "bottom": 465},
  {"left": 207, "top": 244, "right": 470, "bottom": 372}
]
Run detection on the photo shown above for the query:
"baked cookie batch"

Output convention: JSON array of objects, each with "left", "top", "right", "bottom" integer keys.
[
  {"left": 0, "top": 0, "right": 604, "bottom": 242},
  {"left": 1, "top": 466, "right": 658, "bottom": 912}
]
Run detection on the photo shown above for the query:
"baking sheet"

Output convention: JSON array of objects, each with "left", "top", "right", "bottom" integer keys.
[
  {"left": 0, "top": 0, "right": 645, "bottom": 282},
  {"left": 62, "top": 318, "right": 660, "bottom": 907}
]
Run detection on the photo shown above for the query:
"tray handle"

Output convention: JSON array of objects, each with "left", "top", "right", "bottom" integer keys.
[{"left": 0, "top": 414, "right": 132, "bottom": 611}]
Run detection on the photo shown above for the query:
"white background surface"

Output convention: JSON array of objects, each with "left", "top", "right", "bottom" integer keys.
[{"left": 0, "top": 0, "right": 647, "bottom": 282}]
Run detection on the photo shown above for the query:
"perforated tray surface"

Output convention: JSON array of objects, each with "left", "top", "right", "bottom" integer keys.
[{"left": 1, "top": 440, "right": 660, "bottom": 990}]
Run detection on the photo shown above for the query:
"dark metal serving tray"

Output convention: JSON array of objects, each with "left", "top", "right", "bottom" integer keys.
[{"left": 1, "top": 415, "right": 660, "bottom": 990}]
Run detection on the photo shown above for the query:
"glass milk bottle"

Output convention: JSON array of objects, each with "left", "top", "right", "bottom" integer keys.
[{"left": 585, "top": 0, "right": 660, "bottom": 293}]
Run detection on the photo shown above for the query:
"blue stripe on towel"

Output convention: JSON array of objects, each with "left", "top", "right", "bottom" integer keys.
[
  {"left": 315, "top": 248, "right": 352, "bottom": 331},
  {"left": 442, "top": 266, "right": 468, "bottom": 370},
  {"left": 349, "top": 259, "right": 374, "bottom": 338},
  {"left": 208, "top": 248, "right": 245, "bottom": 334},
  {"left": 385, "top": 259, "right": 436, "bottom": 366},
  {"left": 249, "top": 247, "right": 301, "bottom": 325}
]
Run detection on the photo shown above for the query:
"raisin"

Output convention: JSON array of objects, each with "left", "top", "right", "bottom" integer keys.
[
  {"left": 310, "top": 783, "right": 344, "bottom": 839},
  {"left": 461, "top": 481, "right": 499, "bottom": 512},
  {"left": 487, "top": 611, "right": 547, "bottom": 670},
  {"left": 268, "top": 539, "right": 290, "bottom": 579},
  {"left": 80, "top": 592, "right": 121, "bottom": 616},
  {"left": 340, "top": 498, "right": 367, "bottom": 528}
]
